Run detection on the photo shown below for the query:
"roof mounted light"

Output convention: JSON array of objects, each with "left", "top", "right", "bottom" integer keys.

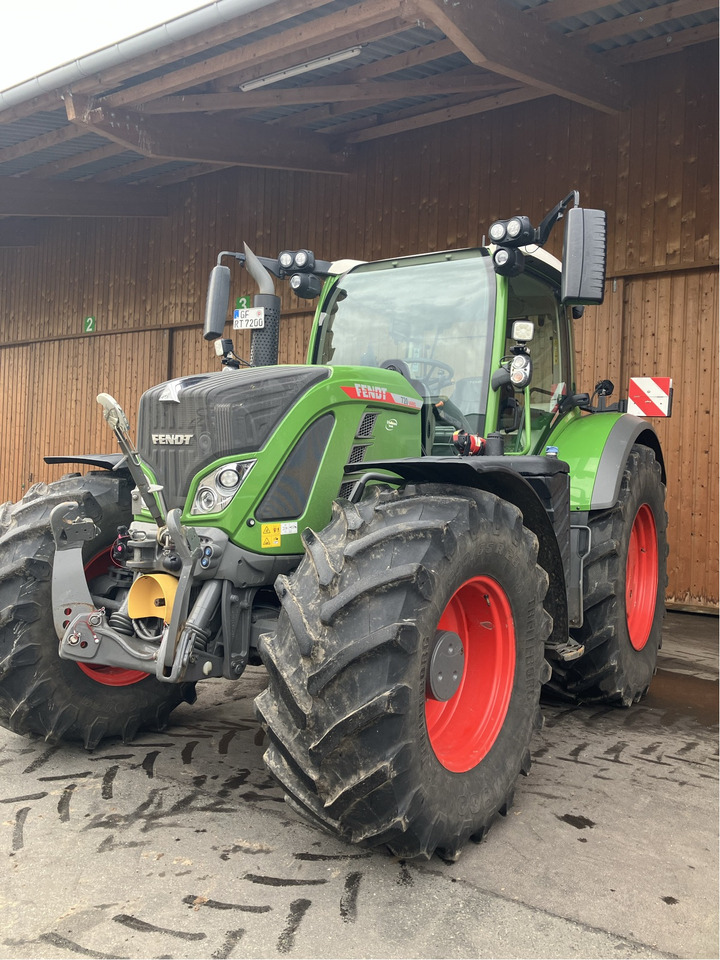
[
  {"left": 488, "top": 216, "right": 534, "bottom": 247},
  {"left": 240, "top": 47, "right": 363, "bottom": 92},
  {"left": 493, "top": 247, "right": 525, "bottom": 278}
]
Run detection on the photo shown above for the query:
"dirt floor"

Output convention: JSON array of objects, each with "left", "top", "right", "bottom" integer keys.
[{"left": 0, "top": 611, "right": 717, "bottom": 960}]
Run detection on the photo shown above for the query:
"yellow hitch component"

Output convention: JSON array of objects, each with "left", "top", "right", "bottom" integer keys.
[{"left": 127, "top": 573, "right": 179, "bottom": 624}]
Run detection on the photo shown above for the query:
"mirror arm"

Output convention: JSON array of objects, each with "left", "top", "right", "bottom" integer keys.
[{"left": 535, "top": 190, "right": 579, "bottom": 247}]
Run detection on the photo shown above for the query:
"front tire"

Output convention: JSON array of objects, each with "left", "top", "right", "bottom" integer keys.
[
  {"left": 255, "top": 484, "right": 551, "bottom": 860},
  {"left": 0, "top": 472, "right": 195, "bottom": 748}
]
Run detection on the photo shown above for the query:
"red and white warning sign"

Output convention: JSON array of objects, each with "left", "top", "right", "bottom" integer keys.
[{"left": 627, "top": 377, "right": 673, "bottom": 418}]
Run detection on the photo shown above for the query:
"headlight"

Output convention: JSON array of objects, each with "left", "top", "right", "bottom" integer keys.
[
  {"left": 190, "top": 460, "right": 255, "bottom": 515},
  {"left": 489, "top": 221, "right": 506, "bottom": 242}
]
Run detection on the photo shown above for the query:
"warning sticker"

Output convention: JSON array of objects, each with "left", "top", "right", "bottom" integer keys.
[
  {"left": 261, "top": 523, "right": 282, "bottom": 548},
  {"left": 260, "top": 521, "right": 298, "bottom": 548}
]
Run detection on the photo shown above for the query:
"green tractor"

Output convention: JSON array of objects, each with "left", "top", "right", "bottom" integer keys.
[{"left": 0, "top": 191, "right": 667, "bottom": 860}]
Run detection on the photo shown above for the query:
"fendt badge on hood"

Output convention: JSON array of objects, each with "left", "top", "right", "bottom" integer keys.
[{"left": 152, "top": 433, "right": 193, "bottom": 445}]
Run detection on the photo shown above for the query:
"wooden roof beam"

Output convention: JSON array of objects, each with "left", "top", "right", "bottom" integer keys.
[
  {"left": 409, "top": 0, "right": 625, "bottom": 113},
  {"left": 0, "top": 176, "right": 167, "bottom": 217},
  {"left": 0, "top": 0, "right": 338, "bottom": 125},
  {"left": 317, "top": 82, "right": 521, "bottom": 136},
  {"left": 343, "top": 86, "right": 546, "bottom": 142},
  {"left": 0, "top": 124, "right": 89, "bottom": 166},
  {"left": 271, "top": 38, "right": 462, "bottom": 127},
  {"left": 100, "top": 0, "right": 413, "bottom": 109},
  {"left": 607, "top": 22, "right": 718, "bottom": 63},
  {"left": 566, "top": 0, "right": 718, "bottom": 45},
  {"left": 66, "top": 93, "right": 352, "bottom": 174},
  {"left": 212, "top": 17, "right": 411, "bottom": 92},
  {"left": 142, "top": 70, "right": 508, "bottom": 113}
]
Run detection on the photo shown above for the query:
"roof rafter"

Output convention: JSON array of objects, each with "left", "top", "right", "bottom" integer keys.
[
  {"left": 409, "top": 0, "right": 625, "bottom": 113},
  {"left": 65, "top": 93, "right": 352, "bottom": 175},
  {"left": 608, "top": 22, "right": 718, "bottom": 63},
  {"left": 565, "top": 0, "right": 717, "bottom": 45},
  {"left": 100, "top": 0, "right": 414, "bottom": 110},
  {"left": 0, "top": 124, "right": 88, "bottom": 166},
  {"left": 142, "top": 70, "right": 505, "bottom": 113},
  {"left": 0, "top": 0, "right": 339, "bottom": 125},
  {"left": 213, "top": 17, "right": 411, "bottom": 92},
  {"left": 343, "top": 85, "right": 546, "bottom": 142}
]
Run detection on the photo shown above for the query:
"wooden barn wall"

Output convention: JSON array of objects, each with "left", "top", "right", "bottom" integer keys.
[{"left": 0, "top": 42, "right": 716, "bottom": 607}]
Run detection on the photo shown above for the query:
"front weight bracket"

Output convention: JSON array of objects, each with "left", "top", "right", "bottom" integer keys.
[{"left": 50, "top": 501, "right": 99, "bottom": 640}]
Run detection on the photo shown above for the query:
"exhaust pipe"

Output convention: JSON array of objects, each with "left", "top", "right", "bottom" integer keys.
[{"left": 244, "top": 243, "right": 281, "bottom": 367}]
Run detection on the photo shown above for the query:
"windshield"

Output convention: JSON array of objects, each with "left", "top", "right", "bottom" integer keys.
[{"left": 314, "top": 250, "right": 496, "bottom": 434}]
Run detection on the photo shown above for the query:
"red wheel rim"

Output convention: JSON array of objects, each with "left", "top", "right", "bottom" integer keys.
[
  {"left": 625, "top": 503, "right": 658, "bottom": 651},
  {"left": 76, "top": 547, "right": 148, "bottom": 687},
  {"left": 425, "top": 576, "right": 516, "bottom": 773}
]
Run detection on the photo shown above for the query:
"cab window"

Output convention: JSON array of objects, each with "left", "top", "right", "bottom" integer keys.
[{"left": 498, "top": 272, "right": 570, "bottom": 452}]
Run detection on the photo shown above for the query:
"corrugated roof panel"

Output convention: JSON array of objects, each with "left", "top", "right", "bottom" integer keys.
[
  {"left": 0, "top": 110, "right": 67, "bottom": 149},
  {"left": 0, "top": 133, "right": 112, "bottom": 176}
]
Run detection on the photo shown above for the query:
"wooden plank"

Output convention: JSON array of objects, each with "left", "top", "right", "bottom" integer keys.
[
  {"left": 411, "top": 0, "right": 625, "bottom": 113},
  {"left": 0, "top": 124, "right": 89, "bottom": 165},
  {"left": 67, "top": 97, "right": 352, "bottom": 175},
  {"left": 345, "top": 87, "right": 546, "bottom": 142},
  {"left": 607, "top": 22, "right": 718, "bottom": 64},
  {"left": 100, "top": 0, "right": 412, "bottom": 109},
  {"left": 210, "top": 19, "right": 410, "bottom": 92},
  {"left": 566, "top": 0, "right": 717, "bottom": 45},
  {"left": 272, "top": 39, "right": 461, "bottom": 127},
  {"left": 0, "top": 177, "right": 168, "bottom": 217},
  {"left": 91, "top": 0, "right": 339, "bottom": 92},
  {"left": 143, "top": 72, "right": 502, "bottom": 113}
]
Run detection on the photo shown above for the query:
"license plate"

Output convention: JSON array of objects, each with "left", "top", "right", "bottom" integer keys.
[{"left": 233, "top": 307, "right": 265, "bottom": 329}]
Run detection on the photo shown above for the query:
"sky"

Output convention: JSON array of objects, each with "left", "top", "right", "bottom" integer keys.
[{"left": 0, "top": 0, "right": 208, "bottom": 92}]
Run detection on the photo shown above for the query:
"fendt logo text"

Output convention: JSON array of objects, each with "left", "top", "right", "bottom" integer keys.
[{"left": 151, "top": 433, "right": 193, "bottom": 445}]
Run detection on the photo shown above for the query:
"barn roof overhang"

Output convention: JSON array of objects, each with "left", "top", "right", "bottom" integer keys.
[{"left": 0, "top": 0, "right": 717, "bottom": 245}]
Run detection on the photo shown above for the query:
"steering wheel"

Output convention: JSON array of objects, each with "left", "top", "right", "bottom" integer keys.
[{"left": 381, "top": 358, "right": 455, "bottom": 393}]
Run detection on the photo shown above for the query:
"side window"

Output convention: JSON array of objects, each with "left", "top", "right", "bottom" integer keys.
[{"left": 499, "top": 273, "right": 569, "bottom": 451}]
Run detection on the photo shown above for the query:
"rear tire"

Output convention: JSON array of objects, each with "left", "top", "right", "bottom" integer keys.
[
  {"left": 0, "top": 473, "right": 195, "bottom": 748},
  {"left": 559, "top": 445, "right": 668, "bottom": 705},
  {"left": 255, "top": 483, "right": 551, "bottom": 860}
]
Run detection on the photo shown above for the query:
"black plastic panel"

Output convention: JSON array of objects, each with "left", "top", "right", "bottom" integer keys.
[
  {"left": 256, "top": 413, "right": 334, "bottom": 521},
  {"left": 137, "top": 365, "right": 329, "bottom": 509}
]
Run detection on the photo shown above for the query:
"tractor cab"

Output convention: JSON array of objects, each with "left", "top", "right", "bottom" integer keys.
[{"left": 310, "top": 244, "right": 576, "bottom": 459}]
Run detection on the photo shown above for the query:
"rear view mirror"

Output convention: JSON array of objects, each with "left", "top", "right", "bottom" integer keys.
[
  {"left": 561, "top": 207, "right": 607, "bottom": 306},
  {"left": 203, "top": 265, "right": 231, "bottom": 341}
]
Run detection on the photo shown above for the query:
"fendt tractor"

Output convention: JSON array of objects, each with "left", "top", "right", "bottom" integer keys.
[{"left": 0, "top": 191, "right": 668, "bottom": 860}]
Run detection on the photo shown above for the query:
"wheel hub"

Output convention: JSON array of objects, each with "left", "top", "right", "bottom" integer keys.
[{"left": 427, "top": 630, "right": 465, "bottom": 701}]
